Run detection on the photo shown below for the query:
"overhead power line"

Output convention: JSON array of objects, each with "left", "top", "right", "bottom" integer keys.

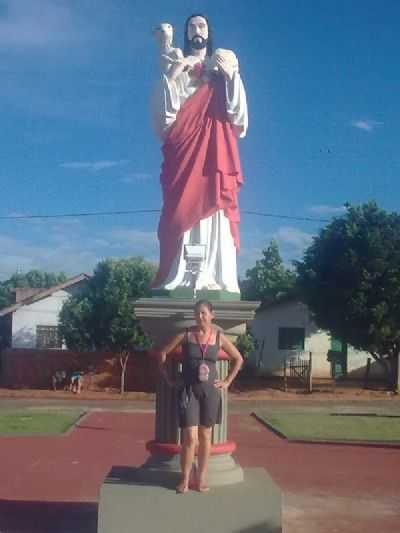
[
  {"left": 243, "top": 211, "right": 329, "bottom": 223},
  {"left": 0, "top": 209, "right": 159, "bottom": 220},
  {"left": 0, "top": 209, "right": 330, "bottom": 223}
]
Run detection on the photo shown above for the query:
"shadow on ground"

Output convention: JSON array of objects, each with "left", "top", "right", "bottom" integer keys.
[
  {"left": 0, "top": 501, "right": 97, "bottom": 533},
  {"left": 235, "top": 524, "right": 281, "bottom": 533}
]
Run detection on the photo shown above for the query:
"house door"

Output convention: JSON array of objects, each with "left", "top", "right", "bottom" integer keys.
[{"left": 329, "top": 338, "right": 347, "bottom": 380}]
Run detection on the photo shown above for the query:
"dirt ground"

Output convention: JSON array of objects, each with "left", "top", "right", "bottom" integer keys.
[{"left": 0, "top": 376, "right": 396, "bottom": 402}]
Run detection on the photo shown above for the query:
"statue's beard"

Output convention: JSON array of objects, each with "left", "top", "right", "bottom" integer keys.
[{"left": 190, "top": 35, "right": 207, "bottom": 50}]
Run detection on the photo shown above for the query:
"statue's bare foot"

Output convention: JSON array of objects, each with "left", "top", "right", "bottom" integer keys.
[{"left": 207, "top": 282, "right": 222, "bottom": 290}]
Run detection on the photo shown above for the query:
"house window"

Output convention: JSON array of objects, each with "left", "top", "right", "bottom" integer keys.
[
  {"left": 36, "top": 325, "right": 62, "bottom": 349},
  {"left": 278, "top": 327, "right": 305, "bottom": 350}
]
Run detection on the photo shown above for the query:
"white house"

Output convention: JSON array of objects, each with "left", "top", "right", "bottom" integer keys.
[
  {"left": 248, "top": 299, "right": 382, "bottom": 380},
  {"left": 0, "top": 274, "right": 90, "bottom": 350}
]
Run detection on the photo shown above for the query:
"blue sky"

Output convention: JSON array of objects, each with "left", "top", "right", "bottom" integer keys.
[{"left": 1, "top": 0, "right": 399, "bottom": 280}]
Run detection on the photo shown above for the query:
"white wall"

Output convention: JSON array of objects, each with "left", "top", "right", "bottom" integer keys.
[
  {"left": 249, "top": 301, "right": 330, "bottom": 376},
  {"left": 347, "top": 346, "right": 384, "bottom": 379},
  {"left": 11, "top": 285, "right": 82, "bottom": 349},
  {"left": 249, "top": 301, "right": 374, "bottom": 379}
]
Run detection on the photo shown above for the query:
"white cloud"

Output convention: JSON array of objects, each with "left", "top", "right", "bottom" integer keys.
[
  {"left": 238, "top": 226, "right": 315, "bottom": 274},
  {"left": 0, "top": 1, "right": 147, "bottom": 56},
  {"left": 0, "top": 220, "right": 160, "bottom": 281},
  {"left": 1, "top": 76, "right": 122, "bottom": 125},
  {"left": 1, "top": 219, "right": 315, "bottom": 283},
  {"left": 274, "top": 226, "right": 314, "bottom": 254},
  {"left": 237, "top": 245, "right": 263, "bottom": 275},
  {"left": 0, "top": 233, "right": 98, "bottom": 280},
  {"left": 350, "top": 119, "right": 384, "bottom": 132},
  {"left": 2, "top": 212, "right": 83, "bottom": 226},
  {"left": 107, "top": 228, "right": 158, "bottom": 259},
  {"left": 121, "top": 173, "right": 152, "bottom": 184},
  {"left": 0, "top": 1, "right": 84, "bottom": 49},
  {"left": 2, "top": 211, "right": 29, "bottom": 219},
  {"left": 60, "top": 160, "right": 129, "bottom": 172},
  {"left": 308, "top": 205, "right": 346, "bottom": 216},
  {"left": 0, "top": 2, "right": 148, "bottom": 125}
]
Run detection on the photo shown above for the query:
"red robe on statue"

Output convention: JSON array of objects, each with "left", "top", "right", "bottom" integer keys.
[{"left": 152, "top": 74, "right": 244, "bottom": 288}]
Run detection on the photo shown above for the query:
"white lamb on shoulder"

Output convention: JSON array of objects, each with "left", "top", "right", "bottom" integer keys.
[{"left": 153, "top": 23, "right": 184, "bottom": 75}]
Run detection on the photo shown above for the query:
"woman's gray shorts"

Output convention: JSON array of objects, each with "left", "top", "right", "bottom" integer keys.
[{"left": 178, "top": 383, "right": 222, "bottom": 428}]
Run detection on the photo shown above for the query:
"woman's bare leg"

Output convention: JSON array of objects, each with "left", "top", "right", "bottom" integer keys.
[
  {"left": 177, "top": 426, "right": 198, "bottom": 492},
  {"left": 197, "top": 425, "right": 212, "bottom": 491}
]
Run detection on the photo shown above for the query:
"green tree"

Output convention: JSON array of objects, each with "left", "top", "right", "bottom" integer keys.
[
  {"left": 59, "top": 257, "right": 156, "bottom": 392},
  {"left": 0, "top": 270, "right": 67, "bottom": 309},
  {"left": 234, "top": 329, "right": 257, "bottom": 359},
  {"left": 241, "top": 240, "right": 297, "bottom": 303},
  {"left": 0, "top": 286, "right": 11, "bottom": 310},
  {"left": 296, "top": 202, "right": 400, "bottom": 390}
]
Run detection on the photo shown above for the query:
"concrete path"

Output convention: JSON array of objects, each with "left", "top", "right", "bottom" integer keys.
[{"left": 0, "top": 405, "right": 399, "bottom": 532}]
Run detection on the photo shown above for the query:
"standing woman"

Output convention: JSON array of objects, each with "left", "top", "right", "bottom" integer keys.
[{"left": 158, "top": 300, "right": 243, "bottom": 494}]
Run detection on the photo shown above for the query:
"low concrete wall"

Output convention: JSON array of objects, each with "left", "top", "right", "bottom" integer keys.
[{"left": 0, "top": 348, "right": 157, "bottom": 392}]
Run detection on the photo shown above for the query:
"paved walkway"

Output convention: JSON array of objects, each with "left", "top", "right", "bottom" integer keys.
[{"left": 0, "top": 406, "right": 399, "bottom": 532}]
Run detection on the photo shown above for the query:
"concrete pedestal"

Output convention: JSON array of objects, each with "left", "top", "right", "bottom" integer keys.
[
  {"left": 133, "top": 297, "right": 259, "bottom": 488},
  {"left": 97, "top": 297, "right": 282, "bottom": 531},
  {"left": 98, "top": 467, "right": 281, "bottom": 533},
  {"left": 134, "top": 297, "right": 260, "bottom": 347},
  {"left": 142, "top": 442, "right": 244, "bottom": 487}
]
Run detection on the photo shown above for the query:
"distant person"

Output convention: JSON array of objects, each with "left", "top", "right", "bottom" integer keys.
[
  {"left": 70, "top": 370, "right": 82, "bottom": 394},
  {"left": 52, "top": 370, "right": 68, "bottom": 391},
  {"left": 158, "top": 300, "right": 243, "bottom": 493}
]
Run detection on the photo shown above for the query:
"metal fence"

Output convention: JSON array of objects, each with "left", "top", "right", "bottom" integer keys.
[{"left": 282, "top": 351, "right": 313, "bottom": 393}]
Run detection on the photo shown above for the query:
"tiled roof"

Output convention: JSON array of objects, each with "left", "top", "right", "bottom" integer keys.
[{"left": 0, "top": 273, "right": 90, "bottom": 317}]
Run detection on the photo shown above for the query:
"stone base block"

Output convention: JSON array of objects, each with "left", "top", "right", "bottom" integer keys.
[{"left": 98, "top": 467, "right": 281, "bottom": 533}]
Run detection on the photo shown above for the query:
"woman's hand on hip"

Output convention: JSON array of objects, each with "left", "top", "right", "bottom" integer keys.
[{"left": 214, "top": 379, "right": 230, "bottom": 390}]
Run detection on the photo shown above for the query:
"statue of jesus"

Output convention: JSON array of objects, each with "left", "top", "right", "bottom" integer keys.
[{"left": 152, "top": 14, "right": 248, "bottom": 296}]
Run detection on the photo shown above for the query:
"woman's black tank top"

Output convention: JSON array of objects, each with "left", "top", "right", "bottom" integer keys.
[{"left": 182, "top": 330, "right": 220, "bottom": 385}]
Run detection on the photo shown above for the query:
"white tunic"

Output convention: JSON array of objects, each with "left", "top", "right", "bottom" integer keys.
[{"left": 152, "top": 54, "right": 248, "bottom": 293}]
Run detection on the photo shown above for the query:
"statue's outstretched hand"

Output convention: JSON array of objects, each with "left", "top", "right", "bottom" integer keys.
[
  {"left": 184, "top": 55, "right": 202, "bottom": 69},
  {"left": 215, "top": 53, "right": 235, "bottom": 81},
  {"left": 166, "top": 55, "right": 201, "bottom": 81}
]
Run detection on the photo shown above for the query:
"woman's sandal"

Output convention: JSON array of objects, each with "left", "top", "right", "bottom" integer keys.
[
  {"left": 176, "top": 482, "right": 189, "bottom": 494},
  {"left": 193, "top": 469, "right": 210, "bottom": 492},
  {"left": 194, "top": 478, "right": 210, "bottom": 493}
]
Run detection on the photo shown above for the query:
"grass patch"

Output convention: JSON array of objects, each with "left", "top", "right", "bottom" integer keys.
[
  {"left": 254, "top": 412, "right": 400, "bottom": 442},
  {"left": 0, "top": 411, "right": 83, "bottom": 436}
]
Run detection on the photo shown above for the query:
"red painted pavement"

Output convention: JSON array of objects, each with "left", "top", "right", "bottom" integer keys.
[
  {"left": 0, "top": 412, "right": 152, "bottom": 503},
  {"left": 0, "top": 412, "right": 399, "bottom": 532},
  {"left": 230, "top": 415, "right": 400, "bottom": 498}
]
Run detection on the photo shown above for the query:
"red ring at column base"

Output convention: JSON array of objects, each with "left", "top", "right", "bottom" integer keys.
[{"left": 146, "top": 440, "right": 237, "bottom": 456}]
